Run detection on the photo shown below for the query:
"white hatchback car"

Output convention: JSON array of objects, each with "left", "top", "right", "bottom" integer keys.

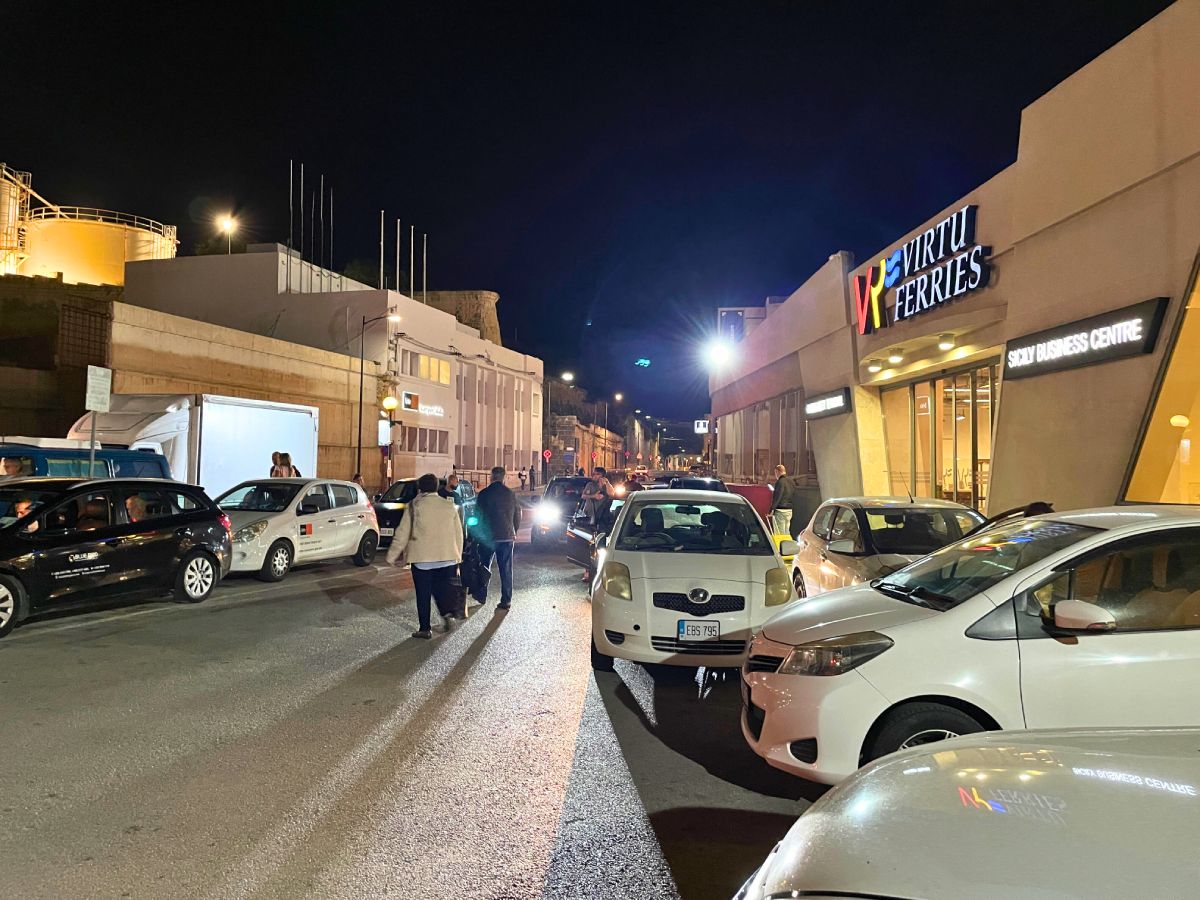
[
  {"left": 742, "top": 506, "right": 1200, "bottom": 784},
  {"left": 590, "top": 489, "right": 799, "bottom": 670},
  {"left": 217, "top": 478, "right": 380, "bottom": 581},
  {"left": 737, "top": 727, "right": 1200, "bottom": 900}
]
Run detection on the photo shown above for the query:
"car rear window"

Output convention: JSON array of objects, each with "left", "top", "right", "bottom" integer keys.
[
  {"left": 381, "top": 481, "right": 420, "bottom": 503},
  {"left": 863, "top": 507, "right": 985, "bottom": 555}
]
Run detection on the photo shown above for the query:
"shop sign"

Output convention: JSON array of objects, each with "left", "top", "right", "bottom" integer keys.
[
  {"left": 694, "top": 419, "right": 710, "bottom": 434},
  {"left": 853, "top": 205, "right": 991, "bottom": 335},
  {"left": 1003, "top": 298, "right": 1168, "bottom": 380},
  {"left": 804, "top": 387, "right": 852, "bottom": 420}
]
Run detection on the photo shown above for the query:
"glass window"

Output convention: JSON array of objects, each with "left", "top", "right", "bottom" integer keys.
[
  {"left": 112, "top": 457, "right": 167, "bottom": 478},
  {"left": 40, "top": 491, "right": 115, "bottom": 533},
  {"left": 418, "top": 428, "right": 429, "bottom": 453},
  {"left": 170, "top": 491, "right": 201, "bottom": 511},
  {"left": 0, "top": 488, "right": 61, "bottom": 529},
  {"left": 881, "top": 387, "right": 912, "bottom": 496},
  {"left": 437, "top": 430, "right": 449, "bottom": 455},
  {"left": 1128, "top": 280, "right": 1200, "bottom": 502},
  {"left": 46, "top": 457, "right": 108, "bottom": 477},
  {"left": 863, "top": 506, "right": 985, "bottom": 555},
  {"left": 1023, "top": 529, "right": 1200, "bottom": 631},
  {"left": 381, "top": 480, "right": 420, "bottom": 503},
  {"left": 615, "top": 499, "right": 772, "bottom": 554},
  {"left": 829, "top": 507, "right": 863, "bottom": 549},
  {"left": 301, "top": 484, "right": 332, "bottom": 512},
  {"left": 419, "top": 354, "right": 430, "bottom": 381},
  {"left": 330, "top": 484, "right": 359, "bottom": 508},
  {"left": 121, "top": 489, "right": 178, "bottom": 523},
  {"left": 0, "top": 455, "right": 35, "bottom": 479},
  {"left": 811, "top": 505, "right": 837, "bottom": 540},
  {"left": 439, "top": 359, "right": 451, "bottom": 385},
  {"left": 217, "top": 482, "right": 302, "bottom": 512},
  {"left": 876, "top": 519, "right": 1100, "bottom": 610}
]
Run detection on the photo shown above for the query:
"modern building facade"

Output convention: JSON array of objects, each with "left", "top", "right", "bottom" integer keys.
[{"left": 711, "top": 0, "right": 1200, "bottom": 513}]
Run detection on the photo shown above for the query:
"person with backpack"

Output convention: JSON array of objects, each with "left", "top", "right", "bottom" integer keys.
[
  {"left": 770, "top": 464, "right": 795, "bottom": 536},
  {"left": 385, "top": 473, "right": 464, "bottom": 638}
]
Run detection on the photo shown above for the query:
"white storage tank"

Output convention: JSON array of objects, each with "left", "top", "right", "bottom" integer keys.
[{"left": 22, "top": 207, "right": 177, "bottom": 286}]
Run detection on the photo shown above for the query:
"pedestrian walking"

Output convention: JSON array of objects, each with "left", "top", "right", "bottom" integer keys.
[
  {"left": 528, "top": 464, "right": 536, "bottom": 490},
  {"left": 518, "top": 469, "right": 527, "bottom": 491},
  {"left": 474, "top": 466, "right": 522, "bottom": 610},
  {"left": 769, "top": 464, "right": 794, "bottom": 536},
  {"left": 385, "top": 473, "right": 465, "bottom": 638}
]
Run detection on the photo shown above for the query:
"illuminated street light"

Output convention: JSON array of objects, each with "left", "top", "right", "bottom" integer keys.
[
  {"left": 614, "top": 392, "right": 623, "bottom": 402},
  {"left": 218, "top": 214, "right": 237, "bottom": 254},
  {"left": 561, "top": 371, "right": 575, "bottom": 383},
  {"left": 634, "top": 408, "right": 642, "bottom": 414},
  {"left": 381, "top": 395, "right": 399, "bottom": 411},
  {"left": 703, "top": 337, "right": 735, "bottom": 369}
]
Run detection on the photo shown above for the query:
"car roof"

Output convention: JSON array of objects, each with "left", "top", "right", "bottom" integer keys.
[
  {"left": 823, "top": 496, "right": 976, "bottom": 510},
  {"left": 627, "top": 489, "right": 749, "bottom": 503},
  {"left": 1039, "top": 505, "right": 1200, "bottom": 530},
  {"left": 0, "top": 476, "right": 188, "bottom": 489}
]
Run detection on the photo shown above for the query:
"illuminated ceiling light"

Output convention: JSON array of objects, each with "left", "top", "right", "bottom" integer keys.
[
  {"left": 937, "top": 333, "right": 956, "bottom": 351},
  {"left": 866, "top": 359, "right": 882, "bottom": 373},
  {"left": 888, "top": 348, "right": 905, "bottom": 365},
  {"left": 1170, "top": 414, "right": 1191, "bottom": 428}
]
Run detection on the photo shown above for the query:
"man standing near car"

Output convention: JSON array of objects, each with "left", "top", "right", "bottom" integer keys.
[
  {"left": 770, "top": 464, "right": 794, "bottom": 536},
  {"left": 475, "top": 466, "right": 522, "bottom": 610}
]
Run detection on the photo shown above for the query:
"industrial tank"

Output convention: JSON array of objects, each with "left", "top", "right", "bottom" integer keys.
[
  {"left": 0, "top": 163, "right": 30, "bottom": 276},
  {"left": 22, "top": 207, "right": 177, "bottom": 286}
]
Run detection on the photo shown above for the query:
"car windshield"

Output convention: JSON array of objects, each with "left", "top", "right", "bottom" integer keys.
[
  {"left": 546, "top": 478, "right": 589, "bottom": 502},
  {"left": 0, "top": 488, "right": 63, "bottom": 527},
  {"left": 863, "top": 506, "right": 985, "bottom": 555},
  {"left": 615, "top": 499, "right": 772, "bottom": 554},
  {"left": 380, "top": 481, "right": 420, "bottom": 503},
  {"left": 873, "top": 519, "right": 1101, "bottom": 610},
  {"left": 217, "top": 481, "right": 302, "bottom": 512}
]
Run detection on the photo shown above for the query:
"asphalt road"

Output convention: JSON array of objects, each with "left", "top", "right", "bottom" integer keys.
[{"left": 0, "top": 529, "right": 822, "bottom": 899}]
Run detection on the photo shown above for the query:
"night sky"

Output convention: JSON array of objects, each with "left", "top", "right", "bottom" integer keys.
[{"left": 11, "top": 1, "right": 1172, "bottom": 420}]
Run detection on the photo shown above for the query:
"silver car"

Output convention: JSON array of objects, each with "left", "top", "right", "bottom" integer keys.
[
  {"left": 736, "top": 727, "right": 1200, "bottom": 900},
  {"left": 791, "top": 497, "right": 982, "bottom": 597}
]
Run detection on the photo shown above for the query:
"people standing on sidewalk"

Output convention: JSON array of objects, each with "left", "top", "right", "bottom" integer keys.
[
  {"left": 518, "top": 469, "right": 527, "bottom": 491},
  {"left": 528, "top": 464, "right": 536, "bottom": 490},
  {"left": 386, "top": 473, "right": 464, "bottom": 638},
  {"left": 474, "top": 466, "right": 522, "bottom": 611},
  {"left": 769, "top": 464, "right": 794, "bottom": 536}
]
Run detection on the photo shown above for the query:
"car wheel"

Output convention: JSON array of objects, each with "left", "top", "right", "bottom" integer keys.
[
  {"left": 0, "top": 574, "right": 25, "bottom": 638},
  {"left": 175, "top": 551, "right": 218, "bottom": 603},
  {"left": 591, "top": 636, "right": 615, "bottom": 671},
  {"left": 866, "top": 702, "right": 987, "bottom": 764},
  {"left": 353, "top": 531, "right": 379, "bottom": 566},
  {"left": 791, "top": 566, "right": 807, "bottom": 598},
  {"left": 258, "top": 540, "right": 293, "bottom": 582}
]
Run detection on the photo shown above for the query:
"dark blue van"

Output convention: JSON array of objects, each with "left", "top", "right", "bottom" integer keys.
[{"left": 0, "top": 444, "right": 171, "bottom": 480}]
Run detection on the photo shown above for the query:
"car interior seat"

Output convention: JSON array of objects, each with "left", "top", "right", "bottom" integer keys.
[
  {"left": 639, "top": 507, "right": 665, "bottom": 535},
  {"left": 75, "top": 498, "right": 110, "bottom": 530}
]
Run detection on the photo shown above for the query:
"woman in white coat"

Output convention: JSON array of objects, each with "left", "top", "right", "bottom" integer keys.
[{"left": 386, "top": 473, "right": 465, "bottom": 638}]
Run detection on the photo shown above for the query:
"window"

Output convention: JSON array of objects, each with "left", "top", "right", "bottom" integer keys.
[
  {"left": 829, "top": 507, "right": 862, "bottom": 549},
  {"left": 330, "top": 484, "right": 359, "bottom": 508},
  {"left": 1023, "top": 529, "right": 1200, "bottom": 632},
  {"left": 381, "top": 480, "right": 420, "bottom": 503},
  {"left": 301, "top": 484, "right": 332, "bottom": 512},
  {"left": 419, "top": 355, "right": 430, "bottom": 381},
  {"left": 0, "top": 455, "right": 35, "bottom": 479},
  {"left": 438, "top": 359, "right": 451, "bottom": 385},
  {"left": 217, "top": 482, "right": 302, "bottom": 512},
  {"left": 46, "top": 457, "right": 108, "bottom": 477},
  {"left": 169, "top": 491, "right": 201, "bottom": 511},
  {"left": 811, "top": 505, "right": 836, "bottom": 540},
  {"left": 437, "top": 430, "right": 449, "bottom": 455},
  {"left": 615, "top": 499, "right": 772, "bottom": 554},
  {"left": 41, "top": 491, "right": 115, "bottom": 533},
  {"left": 0, "top": 487, "right": 62, "bottom": 528},
  {"left": 1128, "top": 277, "right": 1200, "bottom": 502},
  {"left": 121, "top": 489, "right": 177, "bottom": 523},
  {"left": 861, "top": 506, "right": 985, "bottom": 555},
  {"left": 112, "top": 457, "right": 167, "bottom": 478}
]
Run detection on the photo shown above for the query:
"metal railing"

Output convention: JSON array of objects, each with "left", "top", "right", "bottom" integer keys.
[{"left": 26, "top": 206, "right": 177, "bottom": 241}]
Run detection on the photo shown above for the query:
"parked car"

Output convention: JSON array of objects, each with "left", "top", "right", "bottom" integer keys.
[
  {"left": 0, "top": 440, "right": 171, "bottom": 480},
  {"left": 531, "top": 476, "right": 591, "bottom": 547},
  {"left": 742, "top": 506, "right": 1200, "bottom": 785},
  {"left": 372, "top": 476, "right": 476, "bottom": 547},
  {"left": 0, "top": 477, "right": 232, "bottom": 637},
  {"left": 791, "top": 496, "right": 984, "bottom": 598},
  {"left": 565, "top": 496, "right": 627, "bottom": 572},
  {"left": 590, "top": 489, "right": 799, "bottom": 670},
  {"left": 217, "top": 478, "right": 379, "bottom": 581},
  {"left": 668, "top": 476, "right": 727, "bottom": 492},
  {"left": 736, "top": 726, "right": 1200, "bottom": 900}
]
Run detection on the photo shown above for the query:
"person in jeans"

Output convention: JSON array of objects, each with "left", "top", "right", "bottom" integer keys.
[
  {"left": 769, "top": 464, "right": 794, "bottom": 536},
  {"left": 474, "top": 466, "right": 522, "bottom": 610},
  {"left": 386, "top": 473, "right": 464, "bottom": 638}
]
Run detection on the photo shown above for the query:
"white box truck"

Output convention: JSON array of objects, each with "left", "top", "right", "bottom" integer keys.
[{"left": 68, "top": 394, "right": 320, "bottom": 497}]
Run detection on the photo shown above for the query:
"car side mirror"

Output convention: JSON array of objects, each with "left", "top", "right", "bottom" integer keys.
[
  {"left": 827, "top": 539, "right": 857, "bottom": 555},
  {"left": 1053, "top": 599, "right": 1116, "bottom": 633},
  {"left": 298, "top": 503, "right": 319, "bottom": 516},
  {"left": 778, "top": 539, "right": 800, "bottom": 557},
  {"left": 597, "top": 534, "right": 608, "bottom": 548}
]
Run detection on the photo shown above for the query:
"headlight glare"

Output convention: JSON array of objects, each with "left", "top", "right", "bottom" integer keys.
[
  {"left": 601, "top": 561, "right": 633, "bottom": 601},
  {"left": 535, "top": 503, "right": 560, "bottom": 524},
  {"left": 765, "top": 566, "right": 792, "bottom": 606},
  {"left": 233, "top": 519, "right": 269, "bottom": 543},
  {"left": 778, "top": 632, "right": 894, "bottom": 676}
]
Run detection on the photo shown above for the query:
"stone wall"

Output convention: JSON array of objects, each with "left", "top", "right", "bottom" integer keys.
[{"left": 422, "top": 290, "right": 502, "bottom": 345}]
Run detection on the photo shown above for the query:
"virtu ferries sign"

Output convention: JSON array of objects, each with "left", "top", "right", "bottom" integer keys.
[{"left": 853, "top": 205, "right": 991, "bottom": 335}]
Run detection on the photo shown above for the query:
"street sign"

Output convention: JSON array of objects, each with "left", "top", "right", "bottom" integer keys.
[
  {"left": 694, "top": 419, "right": 710, "bottom": 434},
  {"left": 636, "top": 452, "right": 643, "bottom": 460},
  {"left": 542, "top": 449, "right": 552, "bottom": 461},
  {"left": 591, "top": 450, "right": 598, "bottom": 461},
  {"left": 624, "top": 451, "right": 630, "bottom": 459},
  {"left": 85, "top": 365, "right": 112, "bottom": 413}
]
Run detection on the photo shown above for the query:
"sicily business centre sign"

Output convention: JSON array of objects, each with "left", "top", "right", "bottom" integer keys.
[{"left": 854, "top": 205, "right": 991, "bottom": 335}]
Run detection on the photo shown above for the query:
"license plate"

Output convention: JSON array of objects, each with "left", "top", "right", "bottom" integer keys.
[
  {"left": 677, "top": 619, "right": 720, "bottom": 641},
  {"left": 381, "top": 527, "right": 395, "bottom": 536}
]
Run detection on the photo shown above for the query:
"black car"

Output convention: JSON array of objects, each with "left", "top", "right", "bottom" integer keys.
[
  {"left": 0, "top": 477, "right": 232, "bottom": 638},
  {"left": 667, "top": 476, "right": 727, "bottom": 492},
  {"left": 531, "top": 476, "right": 591, "bottom": 547},
  {"left": 373, "top": 477, "right": 478, "bottom": 547}
]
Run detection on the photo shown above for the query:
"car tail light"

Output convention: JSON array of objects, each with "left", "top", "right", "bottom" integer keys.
[{"left": 218, "top": 512, "right": 232, "bottom": 536}]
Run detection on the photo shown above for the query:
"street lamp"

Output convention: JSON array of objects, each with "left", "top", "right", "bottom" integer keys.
[
  {"left": 561, "top": 371, "right": 575, "bottom": 383},
  {"left": 357, "top": 309, "right": 402, "bottom": 476},
  {"left": 218, "top": 215, "right": 237, "bottom": 254},
  {"left": 703, "top": 337, "right": 735, "bottom": 370},
  {"left": 614, "top": 392, "right": 623, "bottom": 402}
]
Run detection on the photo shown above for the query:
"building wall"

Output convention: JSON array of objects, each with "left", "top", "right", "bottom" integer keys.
[{"left": 423, "top": 290, "right": 502, "bottom": 345}]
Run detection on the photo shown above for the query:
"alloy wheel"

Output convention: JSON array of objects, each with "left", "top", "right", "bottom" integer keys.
[
  {"left": 185, "top": 556, "right": 215, "bottom": 599},
  {"left": 271, "top": 547, "right": 290, "bottom": 577},
  {"left": 899, "top": 728, "right": 959, "bottom": 749},
  {"left": 0, "top": 584, "right": 13, "bottom": 628}
]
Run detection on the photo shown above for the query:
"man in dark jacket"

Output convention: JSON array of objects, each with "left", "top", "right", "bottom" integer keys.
[
  {"left": 474, "top": 466, "right": 523, "bottom": 610},
  {"left": 769, "top": 464, "right": 795, "bottom": 536}
]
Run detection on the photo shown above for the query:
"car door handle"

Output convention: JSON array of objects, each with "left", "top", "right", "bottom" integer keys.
[
  {"left": 357, "top": 514, "right": 366, "bottom": 519},
  {"left": 327, "top": 519, "right": 337, "bottom": 524}
]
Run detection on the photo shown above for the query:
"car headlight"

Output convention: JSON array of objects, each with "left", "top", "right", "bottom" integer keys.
[
  {"left": 233, "top": 519, "right": 269, "bottom": 543},
  {"left": 765, "top": 566, "right": 791, "bottom": 606},
  {"left": 534, "top": 503, "right": 560, "bottom": 524},
  {"left": 601, "top": 561, "right": 632, "bottom": 600},
  {"left": 778, "top": 632, "right": 894, "bottom": 676}
]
